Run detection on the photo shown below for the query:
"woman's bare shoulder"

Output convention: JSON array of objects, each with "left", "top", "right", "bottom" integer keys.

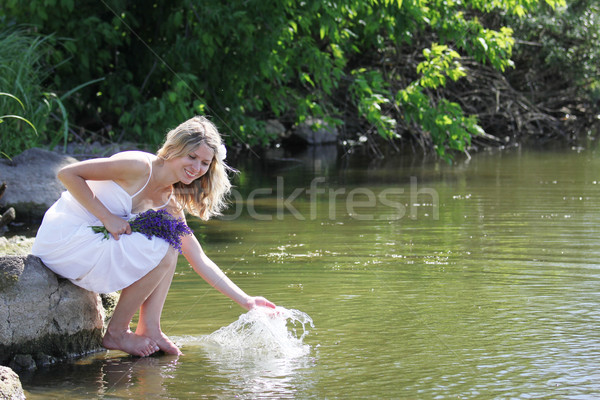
[
  {"left": 110, "top": 150, "right": 154, "bottom": 163},
  {"left": 107, "top": 151, "right": 154, "bottom": 173}
]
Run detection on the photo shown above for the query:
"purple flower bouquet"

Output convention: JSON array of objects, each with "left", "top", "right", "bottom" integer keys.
[{"left": 90, "top": 209, "right": 193, "bottom": 253}]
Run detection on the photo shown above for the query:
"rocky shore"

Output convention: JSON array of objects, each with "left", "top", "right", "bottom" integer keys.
[
  {"left": 0, "top": 253, "right": 114, "bottom": 398},
  {"left": 0, "top": 255, "right": 109, "bottom": 365},
  {"left": 0, "top": 147, "right": 118, "bottom": 398}
]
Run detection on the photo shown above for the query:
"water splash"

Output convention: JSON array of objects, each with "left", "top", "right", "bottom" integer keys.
[{"left": 200, "top": 306, "right": 314, "bottom": 359}]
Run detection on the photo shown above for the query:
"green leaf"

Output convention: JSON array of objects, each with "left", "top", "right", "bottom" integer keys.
[
  {"left": 0, "top": 115, "right": 38, "bottom": 136},
  {"left": 478, "top": 37, "right": 488, "bottom": 51},
  {"left": 61, "top": 0, "right": 74, "bottom": 12},
  {"left": 59, "top": 77, "right": 106, "bottom": 101},
  {"left": 0, "top": 93, "right": 26, "bottom": 111}
]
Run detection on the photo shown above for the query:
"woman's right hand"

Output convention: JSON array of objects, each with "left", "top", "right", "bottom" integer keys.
[
  {"left": 102, "top": 214, "right": 132, "bottom": 240},
  {"left": 244, "top": 296, "right": 276, "bottom": 311}
]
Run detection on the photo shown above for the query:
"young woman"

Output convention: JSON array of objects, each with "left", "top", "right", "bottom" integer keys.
[{"left": 32, "top": 116, "right": 275, "bottom": 357}]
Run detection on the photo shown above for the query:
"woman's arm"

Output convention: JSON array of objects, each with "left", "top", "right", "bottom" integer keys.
[
  {"left": 57, "top": 152, "right": 149, "bottom": 240},
  {"left": 180, "top": 233, "right": 275, "bottom": 310}
]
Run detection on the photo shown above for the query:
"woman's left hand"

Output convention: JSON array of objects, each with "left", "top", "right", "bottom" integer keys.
[{"left": 245, "top": 296, "right": 276, "bottom": 310}]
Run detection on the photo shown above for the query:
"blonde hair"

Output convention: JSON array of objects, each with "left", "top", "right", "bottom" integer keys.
[{"left": 157, "top": 116, "right": 234, "bottom": 220}]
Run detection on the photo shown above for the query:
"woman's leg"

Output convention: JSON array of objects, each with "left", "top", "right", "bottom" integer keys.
[
  {"left": 135, "top": 254, "right": 182, "bottom": 355},
  {"left": 102, "top": 247, "right": 178, "bottom": 356}
]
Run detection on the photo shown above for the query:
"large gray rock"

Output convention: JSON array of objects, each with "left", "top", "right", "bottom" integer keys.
[
  {"left": 0, "top": 255, "right": 105, "bottom": 366},
  {"left": 0, "top": 148, "right": 77, "bottom": 219},
  {"left": 0, "top": 366, "right": 25, "bottom": 400},
  {"left": 293, "top": 118, "right": 339, "bottom": 145}
]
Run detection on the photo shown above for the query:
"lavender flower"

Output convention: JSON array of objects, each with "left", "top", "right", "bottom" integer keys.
[{"left": 90, "top": 209, "right": 193, "bottom": 253}]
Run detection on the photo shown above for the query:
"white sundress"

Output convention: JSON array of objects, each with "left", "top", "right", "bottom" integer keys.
[{"left": 31, "top": 153, "right": 172, "bottom": 293}]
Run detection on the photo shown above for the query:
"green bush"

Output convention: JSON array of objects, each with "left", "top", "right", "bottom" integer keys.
[
  {"left": 510, "top": 0, "right": 600, "bottom": 105},
  {"left": 1, "top": 0, "right": 574, "bottom": 162}
]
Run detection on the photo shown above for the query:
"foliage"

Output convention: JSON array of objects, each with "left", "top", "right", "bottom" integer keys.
[
  {"left": 0, "top": 93, "right": 39, "bottom": 151},
  {"left": 0, "top": 28, "right": 102, "bottom": 158},
  {"left": 1, "top": 0, "right": 576, "bottom": 161},
  {"left": 509, "top": 0, "right": 600, "bottom": 108},
  {"left": 0, "top": 29, "right": 55, "bottom": 158}
]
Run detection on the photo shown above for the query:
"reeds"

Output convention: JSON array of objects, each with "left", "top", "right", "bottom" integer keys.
[
  {"left": 0, "top": 28, "right": 55, "bottom": 158},
  {"left": 0, "top": 28, "right": 103, "bottom": 159}
]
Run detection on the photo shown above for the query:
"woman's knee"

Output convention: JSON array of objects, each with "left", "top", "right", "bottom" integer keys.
[{"left": 157, "top": 247, "right": 178, "bottom": 271}]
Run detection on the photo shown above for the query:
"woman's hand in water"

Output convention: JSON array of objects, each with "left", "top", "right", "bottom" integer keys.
[{"left": 244, "top": 296, "right": 276, "bottom": 310}]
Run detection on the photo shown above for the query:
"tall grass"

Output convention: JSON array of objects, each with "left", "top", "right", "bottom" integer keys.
[
  {"left": 0, "top": 28, "right": 54, "bottom": 158},
  {"left": 0, "top": 28, "right": 106, "bottom": 158},
  {"left": 0, "top": 28, "right": 106, "bottom": 159}
]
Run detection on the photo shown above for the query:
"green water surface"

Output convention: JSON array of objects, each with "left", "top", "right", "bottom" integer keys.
[{"left": 21, "top": 145, "right": 600, "bottom": 399}]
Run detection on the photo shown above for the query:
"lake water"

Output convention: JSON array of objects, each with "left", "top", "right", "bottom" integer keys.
[{"left": 19, "top": 144, "right": 600, "bottom": 399}]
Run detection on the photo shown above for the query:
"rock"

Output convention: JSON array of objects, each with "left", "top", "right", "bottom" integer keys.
[
  {"left": 33, "top": 353, "right": 57, "bottom": 368},
  {"left": 100, "top": 292, "right": 120, "bottom": 324},
  {"left": 56, "top": 140, "right": 148, "bottom": 159},
  {"left": 0, "top": 208, "right": 15, "bottom": 234},
  {"left": 0, "top": 255, "right": 105, "bottom": 365},
  {"left": 0, "top": 148, "right": 77, "bottom": 220},
  {"left": 0, "top": 366, "right": 25, "bottom": 400},
  {"left": 292, "top": 118, "right": 339, "bottom": 145},
  {"left": 8, "top": 355, "right": 36, "bottom": 372},
  {"left": 265, "top": 119, "right": 288, "bottom": 139}
]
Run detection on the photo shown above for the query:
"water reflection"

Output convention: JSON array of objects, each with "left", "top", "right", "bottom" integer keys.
[
  {"left": 99, "top": 355, "right": 180, "bottom": 398},
  {"left": 22, "top": 353, "right": 181, "bottom": 399},
  {"left": 24, "top": 342, "right": 318, "bottom": 400},
  {"left": 197, "top": 341, "right": 316, "bottom": 399}
]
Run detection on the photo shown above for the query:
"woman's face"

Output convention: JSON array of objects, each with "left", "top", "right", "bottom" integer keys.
[{"left": 173, "top": 142, "right": 215, "bottom": 184}]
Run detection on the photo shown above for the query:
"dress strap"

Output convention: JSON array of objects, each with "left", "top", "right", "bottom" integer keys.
[
  {"left": 156, "top": 187, "right": 174, "bottom": 209},
  {"left": 131, "top": 154, "right": 153, "bottom": 198}
]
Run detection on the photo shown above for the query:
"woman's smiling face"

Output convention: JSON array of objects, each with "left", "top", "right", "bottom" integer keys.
[{"left": 175, "top": 143, "right": 215, "bottom": 184}]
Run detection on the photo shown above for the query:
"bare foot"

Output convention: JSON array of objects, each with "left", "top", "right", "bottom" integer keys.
[
  {"left": 136, "top": 328, "right": 183, "bottom": 355},
  {"left": 102, "top": 329, "right": 160, "bottom": 357}
]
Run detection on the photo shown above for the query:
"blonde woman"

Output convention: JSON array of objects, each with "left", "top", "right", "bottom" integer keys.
[{"left": 32, "top": 116, "right": 275, "bottom": 357}]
